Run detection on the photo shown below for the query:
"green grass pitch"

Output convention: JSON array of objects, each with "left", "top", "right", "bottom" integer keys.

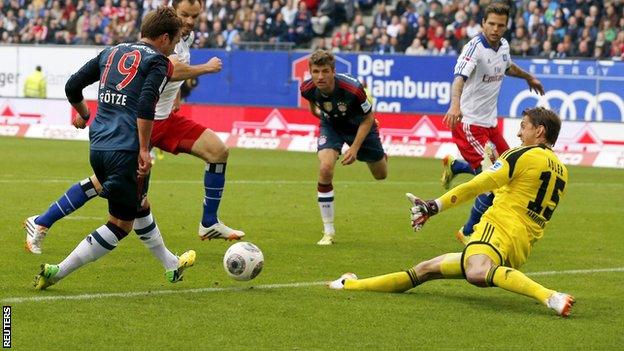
[{"left": 1, "top": 136, "right": 623, "bottom": 350}]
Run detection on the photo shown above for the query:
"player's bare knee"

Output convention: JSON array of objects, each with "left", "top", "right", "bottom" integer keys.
[
  {"left": 412, "top": 257, "right": 441, "bottom": 281},
  {"left": 319, "top": 163, "right": 334, "bottom": 179},
  {"left": 464, "top": 266, "right": 488, "bottom": 287},
  {"left": 373, "top": 171, "right": 387, "bottom": 180}
]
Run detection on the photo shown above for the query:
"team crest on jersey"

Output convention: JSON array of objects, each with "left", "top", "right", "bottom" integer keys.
[
  {"left": 337, "top": 102, "right": 348, "bottom": 115},
  {"left": 503, "top": 54, "right": 508, "bottom": 61},
  {"left": 318, "top": 135, "right": 327, "bottom": 146},
  {"left": 489, "top": 160, "right": 503, "bottom": 171},
  {"left": 323, "top": 102, "right": 333, "bottom": 112}
]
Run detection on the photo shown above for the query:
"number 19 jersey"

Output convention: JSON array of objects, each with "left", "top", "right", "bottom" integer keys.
[{"left": 66, "top": 42, "right": 172, "bottom": 151}]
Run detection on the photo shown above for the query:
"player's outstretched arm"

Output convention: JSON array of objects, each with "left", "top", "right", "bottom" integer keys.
[
  {"left": 170, "top": 56, "right": 222, "bottom": 81},
  {"left": 506, "top": 63, "right": 545, "bottom": 95},
  {"left": 406, "top": 168, "right": 504, "bottom": 231}
]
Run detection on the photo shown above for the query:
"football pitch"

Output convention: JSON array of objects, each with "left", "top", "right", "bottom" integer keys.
[{"left": 1, "top": 136, "right": 623, "bottom": 350}]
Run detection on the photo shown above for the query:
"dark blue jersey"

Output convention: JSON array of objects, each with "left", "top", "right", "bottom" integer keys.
[
  {"left": 65, "top": 42, "right": 172, "bottom": 151},
  {"left": 300, "top": 73, "right": 373, "bottom": 134}
]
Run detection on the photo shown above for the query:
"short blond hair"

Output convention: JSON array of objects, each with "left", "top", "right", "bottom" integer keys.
[{"left": 308, "top": 49, "right": 335, "bottom": 70}]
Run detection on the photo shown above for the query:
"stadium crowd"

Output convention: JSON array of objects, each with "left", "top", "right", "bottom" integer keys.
[{"left": 1, "top": 0, "right": 622, "bottom": 58}]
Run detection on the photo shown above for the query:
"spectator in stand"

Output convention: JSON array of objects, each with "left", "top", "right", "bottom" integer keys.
[
  {"left": 510, "top": 25, "right": 527, "bottom": 54},
  {"left": 439, "top": 39, "right": 456, "bottom": 56},
  {"left": 430, "top": 25, "right": 445, "bottom": 51},
  {"left": 311, "top": 0, "right": 334, "bottom": 36},
  {"left": 582, "top": 15, "right": 598, "bottom": 40},
  {"left": 540, "top": 40, "right": 555, "bottom": 58},
  {"left": 281, "top": 0, "right": 298, "bottom": 26},
  {"left": 465, "top": 17, "right": 481, "bottom": 39},
  {"left": 602, "top": 19, "right": 617, "bottom": 43},
  {"left": 386, "top": 15, "right": 400, "bottom": 38},
  {"left": 372, "top": 2, "right": 389, "bottom": 29},
  {"left": 268, "top": 12, "right": 289, "bottom": 42},
  {"left": 425, "top": 39, "right": 438, "bottom": 55},
  {"left": 610, "top": 31, "right": 624, "bottom": 57},
  {"left": 402, "top": 2, "right": 418, "bottom": 29},
  {"left": 554, "top": 41, "right": 567, "bottom": 58},
  {"left": 576, "top": 39, "right": 592, "bottom": 57},
  {"left": 288, "top": 0, "right": 313, "bottom": 46},
  {"left": 1, "top": 0, "right": 623, "bottom": 58},
  {"left": 374, "top": 34, "right": 395, "bottom": 54},
  {"left": 251, "top": 24, "right": 268, "bottom": 42},
  {"left": 396, "top": 19, "right": 415, "bottom": 52},
  {"left": 405, "top": 38, "right": 427, "bottom": 55},
  {"left": 332, "top": 23, "right": 352, "bottom": 51}
]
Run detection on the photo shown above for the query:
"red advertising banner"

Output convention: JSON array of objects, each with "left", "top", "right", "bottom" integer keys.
[{"left": 3, "top": 98, "right": 624, "bottom": 169}]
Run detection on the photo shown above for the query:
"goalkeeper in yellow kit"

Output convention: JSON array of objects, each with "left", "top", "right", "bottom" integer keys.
[{"left": 328, "top": 107, "right": 575, "bottom": 317}]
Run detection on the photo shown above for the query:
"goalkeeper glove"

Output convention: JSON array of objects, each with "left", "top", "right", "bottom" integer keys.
[{"left": 406, "top": 193, "right": 439, "bottom": 231}]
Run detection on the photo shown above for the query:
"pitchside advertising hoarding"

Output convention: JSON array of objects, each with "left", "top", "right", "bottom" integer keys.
[
  {"left": 1, "top": 46, "right": 622, "bottom": 121},
  {"left": 188, "top": 50, "right": 624, "bottom": 122},
  {"left": 1, "top": 46, "right": 623, "bottom": 167},
  {"left": 3, "top": 98, "right": 624, "bottom": 168}
]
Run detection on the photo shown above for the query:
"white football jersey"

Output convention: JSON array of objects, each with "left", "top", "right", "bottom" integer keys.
[
  {"left": 154, "top": 32, "right": 194, "bottom": 120},
  {"left": 453, "top": 33, "right": 512, "bottom": 127}
]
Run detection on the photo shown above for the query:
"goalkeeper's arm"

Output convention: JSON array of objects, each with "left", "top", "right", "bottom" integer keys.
[
  {"left": 435, "top": 171, "right": 500, "bottom": 212},
  {"left": 408, "top": 172, "right": 501, "bottom": 231}
]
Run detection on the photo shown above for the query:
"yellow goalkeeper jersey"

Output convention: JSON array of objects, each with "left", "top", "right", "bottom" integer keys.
[{"left": 439, "top": 144, "right": 568, "bottom": 241}]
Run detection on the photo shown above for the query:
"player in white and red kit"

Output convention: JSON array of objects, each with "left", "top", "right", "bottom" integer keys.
[{"left": 441, "top": 3, "right": 544, "bottom": 243}]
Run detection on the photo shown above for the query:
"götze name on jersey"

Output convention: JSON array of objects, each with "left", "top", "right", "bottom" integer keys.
[{"left": 99, "top": 90, "right": 128, "bottom": 106}]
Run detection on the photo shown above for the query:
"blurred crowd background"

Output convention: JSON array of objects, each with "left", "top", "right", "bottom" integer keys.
[{"left": 1, "top": 0, "right": 622, "bottom": 58}]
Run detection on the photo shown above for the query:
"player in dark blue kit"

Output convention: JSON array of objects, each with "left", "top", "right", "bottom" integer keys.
[
  {"left": 34, "top": 8, "right": 184, "bottom": 290},
  {"left": 300, "top": 50, "right": 388, "bottom": 245}
]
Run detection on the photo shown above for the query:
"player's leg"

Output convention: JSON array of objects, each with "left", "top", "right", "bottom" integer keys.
[
  {"left": 35, "top": 150, "right": 143, "bottom": 289},
  {"left": 356, "top": 128, "right": 387, "bottom": 180},
  {"left": 459, "top": 192, "right": 494, "bottom": 242},
  {"left": 456, "top": 128, "right": 510, "bottom": 242},
  {"left": 190, "top": 129, "right": 245, "bottom": 240},
  {"left": 151, "top": 113, "right": 243, "bottom": 241},
  {"left": 463, "top": 221, "right": 574, "bottom": 316},
  {"left": 441, "top": 123, "right": 480, "bottom": 189},
  {"left": 34, "top": 212, "right": 134, "bottom": 290},
  {"left": 317, "top": 148, "right": 339, "bottom": 245},
  {"left": 316, "top": 121, "right": 345, "bottom": 245},
  {"left": 455, "top": 124, "right": 495, "bottom": 241},
  {"left": 488, "top": 124, "right": 510, "bottom": 157},
  {"left": 24, "top": 175, "right": 101, "bottom": 254},
  {"left": 329, "top": 252, "right": 464, "bottom": 291},
  {"left": 133, "top": 199, "right": 195, "bottom": 283}
]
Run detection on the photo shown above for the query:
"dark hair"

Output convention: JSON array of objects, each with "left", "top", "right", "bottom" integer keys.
[
  {"left": 141, "top": 7, "right": 182, "bottom": 40},
  {"left": 483, "top": 3, "right": 510, "bottom": 22},
  {"left": 523, "top": 107, "right": 562, "bottom": 146},
  {"left": 36, "top": 65, "right": 42, "bottom": 71},
  {"left": 308, "top": 49, "right": 335, "bottom": 70},
  {"left": 172, "top": 0, "right": 202, "bottom": 9}
]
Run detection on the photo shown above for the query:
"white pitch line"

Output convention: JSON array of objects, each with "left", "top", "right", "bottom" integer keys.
[
  {"left": 0, "top": 178, "right": 622, "bottom": 187},
  {"left": 2, "top": 281, "right": 325, "bottom": 304},
  {"left": 65, "top": 216, "right": 103, "bottom": 221},
  {"left": 526, "top": 267, "right": 624, "bottom": 276},
  {"left": 3, "top": 267, "right": 623, "bottom": 304}
]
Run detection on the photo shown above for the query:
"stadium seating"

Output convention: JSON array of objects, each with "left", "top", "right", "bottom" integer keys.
[{"left": 0, "top": 0, "right": 622, "bottom": 58}]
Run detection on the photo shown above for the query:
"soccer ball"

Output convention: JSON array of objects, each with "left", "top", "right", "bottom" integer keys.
[{"left": 223, "top": 242, "right": 264, "bottom": 281}]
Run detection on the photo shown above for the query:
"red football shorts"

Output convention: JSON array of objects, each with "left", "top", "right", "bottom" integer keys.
[
  {"left": 151, "top": 111, "right": 206, "bottom": 154},
  {"left": 452, "top": 122, "right": 510, "bottom": 170}
]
